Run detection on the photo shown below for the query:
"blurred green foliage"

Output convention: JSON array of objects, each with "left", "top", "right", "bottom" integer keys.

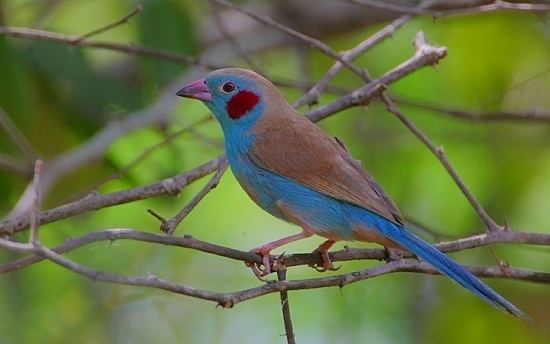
[{"left": 0, "top": 1, "right": 549, "bottom": 343}]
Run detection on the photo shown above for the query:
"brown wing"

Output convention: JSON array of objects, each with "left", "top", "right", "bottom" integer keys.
[{"left": 250, "top": 113, "right": 403, "bottom": 225}]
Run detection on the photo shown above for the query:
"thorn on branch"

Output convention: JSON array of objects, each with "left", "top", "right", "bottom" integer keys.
[
  {"left": 217, "top": 299, "right": 235, "bottom": 309},
  {"left": 147, "top": 208, "right": 167, "bottom": 222},
  {"left": 413, "top": 31, "right": 447, "bottom": 65}
]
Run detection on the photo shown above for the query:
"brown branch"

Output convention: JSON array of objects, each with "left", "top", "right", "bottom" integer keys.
[
  {"left": 304, "top": 31, "right": 447, "bottom": 122},
  {"left": 292, "top": 0, "right": 440, "bottom": 108},
  {"left": 0, "top": 156, "right": 226, "bottom": 235},
  {"left": 157, "top": 161, "right": 228, "bottom": 235},
  {"left": 86, "top": 116, "right": 213, "bottom": 194},
  {"left": 277, "top": 270, "right": 296, "bottom": 344},
  {"left": 378, "top": 33, "right": 501, "bottom": 232},
  {"left": 0, "top": 152, "right": 30, "bottom": 177},
  {"left": 0, "top": 106, "right": 36, "bottom": 165},
  {"left": 344, "top": 0, "right": 550, "bottom": 17},
  {"left": 1, "top": 227, "right": 548, "bottom": 276},
  {"left": 393, "top": 97, "right": 550, "bottom": 123},
  {"left": 0, "top": 234, "right": 547, "bottom": 308},
  {"left": 207, "top": 0, "right": 264, "bottom": 74},
  {"left": 71, "top": 4, "right": 143, "bottom": 43},
  {"left": 29, "top": 160, "right": 43, "bottom": 246},
  {"left": 0, "top": 26, "right": 223, "bottom": 69},
  {"left": 213, "top": 0, "right": 370, "bottom": 82}
]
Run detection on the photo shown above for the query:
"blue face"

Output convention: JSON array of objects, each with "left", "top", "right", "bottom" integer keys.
[{"left": 203, "top": 74, "right": 265, "bottom": 135}]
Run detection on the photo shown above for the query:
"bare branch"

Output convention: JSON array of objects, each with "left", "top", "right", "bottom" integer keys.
[
  {"left": 87, "top": 116, "right": 213, "bottom": 193},
  {"left": 29, "top": 160, "right": 44, "bottom": 246},
  {"left": 158, "top": 161, "right": 228, "bottom": 235},
  {"left": 0, "top": 26, "right": 223, "bottom": 69},
  {"left": 379, "top": 33, "right": 501, "bottom": 232},
  {"left": 0, "top": 234, "right": 547, "bottom": 308},
  {"left": 277, "top": 270, "right": 296, "bottom": 344},
  {"left": 0, "top": 152, "right": 30, "bottom": 177},
  {"left": 0, "top": 106, "right": 36, "bottom": 164},
  {"left": 393, "top": 97, "right": 550, "bottom": 123},
  {"left": 344, "top": 0, "right": 550, "bottom": 17},
  {"left": 71, "top": 4, "right": 143, "bottom": 43},
  {"left": 0, "top": 156, "right": 226, "bottom": 235},
  {"left": 304, "top": 32, "right": 447, "bottom": 122},
  {"left": 293, "top": 12, "right": 414, "bottom": 108},
  {"left": 207, "top": 0, "right": 264, "bottom": 74},
  {"left": 213, "top": 0, "right": 370, "bottom": 82},
  {"left": 1, "top": 227, "right": 548, "bottom": 276}
]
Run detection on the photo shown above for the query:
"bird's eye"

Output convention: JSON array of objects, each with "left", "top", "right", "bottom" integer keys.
[{"left": 221, "top": 81, "right": 236, "bottom": 93}]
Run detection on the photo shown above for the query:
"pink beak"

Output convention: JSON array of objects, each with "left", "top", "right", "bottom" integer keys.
[{"left": 176, "top": 78, "right": 212, "bottom": 101}]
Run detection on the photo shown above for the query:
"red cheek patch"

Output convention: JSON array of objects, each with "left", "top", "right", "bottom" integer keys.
[{"left": 227, "top": 90, "right": 260, "bottom": 120}]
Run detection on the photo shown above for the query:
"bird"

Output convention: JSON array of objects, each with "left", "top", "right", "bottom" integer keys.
[{"left": 176, "top": 68, "right": 527, "bottom": 319}]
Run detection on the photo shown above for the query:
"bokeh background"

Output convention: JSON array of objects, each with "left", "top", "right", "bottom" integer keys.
[{"left": 1, "top": 0, "right": 550, "bottom": 343}]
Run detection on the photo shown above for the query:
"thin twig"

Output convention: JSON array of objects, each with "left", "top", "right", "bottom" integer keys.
[
  {"left": 213, "top": 0, "right": 370, "bottom": 82},
  {"left": 0, "top": 106, "right": 36, "bottom": 164},
  {"left": 158, "top": 161, "right": 228, "bottom": 235},
  {"left": 0, "top": 152, "right": 30, "bottom": 177},
  {"left": 207, "top": 0, "right": 264, "bottom": 74},
  {"left": 304, "top": 32, "right": 447, "bottom": 122},
  {"left": 385, "top": 95, "right": 502, "bottom": 231},
  {"left": 71, "top": 4, "right": 143, "bottom": 43},
  {"left": 29, "top": 159, "right": 43, "bottom": 246},
  {"left": 85, "top": 116, "right": 213, "bottom": 193},
  {"left": 344, "top": 0, "right": 550, "bottom": 17},
  {"left": 0, "top": 26, "right": 223, "bottom": 69},
  {"left": 380, "top": 33, "right": 502, "bottom": 232},
  {"left": 277, "top": 270, "right": 296, "bottom": 344},
  {"left": 393, "top": 97, "right": 550, "bottom": 123},
  {"left": 292, "top": 0, "right": 440, "bottom": 108}
]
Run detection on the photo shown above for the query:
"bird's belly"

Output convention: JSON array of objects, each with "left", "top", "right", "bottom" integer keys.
[{"left": 230, "top": 157, "right": 356, "bottom": 239}]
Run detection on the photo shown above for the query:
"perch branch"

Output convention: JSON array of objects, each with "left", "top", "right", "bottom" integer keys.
[
  {"left": 1, "top": 227, "right": 548, "bottom": 276},
  {"left": 0, "top": 233, "right": 547, "bottom": 308}
]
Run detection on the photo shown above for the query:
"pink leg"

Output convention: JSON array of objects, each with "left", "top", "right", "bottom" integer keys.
[
  {"left": 248, "top": 230, "right": 313, "bottom": 278},
  {"left": 310, "top": 240, "right": 340, "bottom": 272}
]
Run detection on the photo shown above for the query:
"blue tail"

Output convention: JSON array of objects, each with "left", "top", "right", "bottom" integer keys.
[{"left": 374, "top": 218, "right": 528, "bottom": 320}]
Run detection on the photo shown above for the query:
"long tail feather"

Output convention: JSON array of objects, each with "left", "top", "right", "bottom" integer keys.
[{"left": 374, "top": 218, "right": 529, "bottom": 320}]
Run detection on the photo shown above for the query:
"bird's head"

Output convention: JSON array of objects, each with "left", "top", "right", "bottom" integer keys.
[{"left": 176, "top": 68, "right": 287, "bottom": 133}]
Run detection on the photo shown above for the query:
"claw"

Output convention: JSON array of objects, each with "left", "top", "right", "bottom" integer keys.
[
  {"left": 246, "top": 247, "right": 273, "bottom": 280},
  {"left": 308, "top": 239, "right": 340, "bottom": 273},
  {"left": 245, "top": 261, "right": 269, "bottom": 281},
  {"left": 311, "top": 262, "right": 341, "bottom": 272}
]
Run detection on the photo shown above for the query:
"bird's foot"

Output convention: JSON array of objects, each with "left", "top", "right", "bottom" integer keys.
[
  {"left": 309, "top": 240, "right": 341, "bottom": 272},
  {"left": 385, "top": 247, "right": 404, "bottom": 262},
  {"left": 246, "top": 247, "right": 272, "bottom": 280}
]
